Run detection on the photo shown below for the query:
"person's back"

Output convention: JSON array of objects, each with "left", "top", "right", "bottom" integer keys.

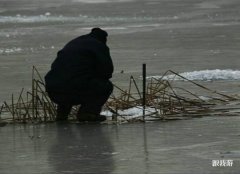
[
  {"left": 45, "top": 28, "right": 114, "bottom": 122},
  {"left": 45, "top": 32, "right": 113, "bottom": 91}
]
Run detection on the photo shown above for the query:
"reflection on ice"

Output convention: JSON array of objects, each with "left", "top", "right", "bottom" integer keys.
[{"left": 0, "top": 117, "right": 240, "bottom": 173}]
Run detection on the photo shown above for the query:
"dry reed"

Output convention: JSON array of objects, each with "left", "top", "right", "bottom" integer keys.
[{"left": 1, "top": 67, "right": 240, "bottom": 124}]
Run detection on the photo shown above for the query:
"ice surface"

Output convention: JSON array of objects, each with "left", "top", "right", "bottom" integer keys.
[
  {"left": 0, "top": 15, "right": 157, "bottom": 24},
  {"left": 72, "top": 0, "right": 133, "bottom": 3},
  {"left": 1, "top": 117, "right": 240, "bottom": 174}
]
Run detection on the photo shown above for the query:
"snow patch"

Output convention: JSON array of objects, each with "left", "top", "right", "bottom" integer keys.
[{"left": 149, "top": 69, "right": 240, "bottom": 81}]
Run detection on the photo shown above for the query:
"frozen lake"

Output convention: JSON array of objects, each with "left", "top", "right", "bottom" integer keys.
[
  {"left": 0, "top": 0, "right": 240, "bottom": 102},
  {"left": 1, "top": 117, "right": 240, "bottom": 174},
  {"left": 1, "top": 0, "right": 240, "bottom": 173}
]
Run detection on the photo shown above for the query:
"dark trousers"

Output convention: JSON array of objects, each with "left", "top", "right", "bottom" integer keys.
[{"left": 47, "top": 80, "right": 113, "bottom": 119}]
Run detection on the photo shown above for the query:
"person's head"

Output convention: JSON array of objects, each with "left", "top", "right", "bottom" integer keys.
[{"left": 90, "top": 28, "right": 108, "bottom": 44}]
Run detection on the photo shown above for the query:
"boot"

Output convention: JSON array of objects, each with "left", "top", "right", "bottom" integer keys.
[
  {"left": 56, "top": 113, "right": 68, "bottom": 122},
  {"left": 77, "top": 112, "right": 106, "bottom": 122},
  {"left": 55, "top": 104, "right": 72, "bottom": 122}
]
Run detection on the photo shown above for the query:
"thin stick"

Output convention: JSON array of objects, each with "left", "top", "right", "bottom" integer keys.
[
  {"left": 131, "top": 76, "right": 142, "bottom": 99},
  {"left": 32, "top": 68, "right": 36, "bottom": 119},
  {"left": 19, "top": 94, "right": 31, "bottom": 123},
  {"left": 16, "top": 88, "right": 25, "bottom": 120},
  {"left": 0, "top": 104, "right": 4, "bottom": 116},
  {"left": 4, "top": 102, "right": 14, "bottom": 118},
  {"left": 113, "top": 84, "right": 137, "bottom": 100},
  {"left": 168, "top": 70, "right": 237, "bottom": 100},
  {"left": 35, "top": 80, "right": 56, "bottom": 116},
  {"left": 142, "top": 64, "right": 146, "bottom": 121},
  {"left": 12, "top": 94, "right": 15, "bottom": 120},
  {"left": 33, "top": 66, "right": 45, "bottom": 84}
]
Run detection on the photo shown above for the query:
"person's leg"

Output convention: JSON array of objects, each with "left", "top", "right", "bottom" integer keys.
[
  {"left": 77, "top": 94, "right": 110, "bottom": 122},
  {"left": 47, "top": 91, "right": 74, "bottom": 121},
  {"left": 78, "top": 94, "right": 110, "bottom": 114},
  {"left": 77, "top": 80, "right": 113, "bottom": 122},
  {"left": 56, "top": 104, "right": 72, "bottom": 121}
]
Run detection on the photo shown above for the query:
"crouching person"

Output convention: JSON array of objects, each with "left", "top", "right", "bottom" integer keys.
[{"left": 45, "top": 28, "right": 114, "bottom": 122}]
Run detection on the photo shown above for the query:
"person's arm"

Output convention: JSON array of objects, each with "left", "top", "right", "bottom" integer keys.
[{"left": 93, "top": 43, "right": 114, "bottom": 79}]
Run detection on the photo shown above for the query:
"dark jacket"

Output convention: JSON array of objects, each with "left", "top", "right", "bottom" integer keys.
[{"left": 45, "top": 34, "right": 114, "bottom": 93}]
